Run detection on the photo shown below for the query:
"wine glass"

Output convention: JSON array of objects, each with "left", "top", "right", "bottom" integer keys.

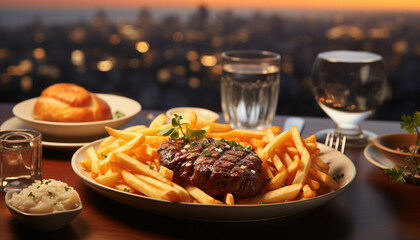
[{"left": 311, "top": 50, "right": 387, "bottom": 147}]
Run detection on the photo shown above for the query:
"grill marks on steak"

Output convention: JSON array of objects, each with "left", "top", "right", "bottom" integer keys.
[{"left": 158, "top": 137, "right": 265, "bottom": 198}]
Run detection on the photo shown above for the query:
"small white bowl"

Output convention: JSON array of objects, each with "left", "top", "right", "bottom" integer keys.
[
  {"left": 5, "top": 191, "right": 82, "bottom": 231},
  {"left": 166, "top": 107, "right": 219, "bottom": 123},
  {"left": 13, "top": 94, "right": 141, "bottom": 138}
]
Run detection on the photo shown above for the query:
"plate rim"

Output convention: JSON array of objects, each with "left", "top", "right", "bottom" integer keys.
[
  {"left": 364, "top": 143, "right": 390, "bottom": 170},
  {"left": 71, "top": 140, "right": 356, "bottom": 221},
  {"left": 0, "top": 117, "right": 91, "bottom": 148},
  {"left": 363, "top": 143, "right": 420, "bottom": 178}
]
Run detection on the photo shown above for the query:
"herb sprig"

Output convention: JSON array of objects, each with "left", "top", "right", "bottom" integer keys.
[
  {"left": 157, "top": 114, "right": 207, "bottom": 140},
  {"left": 114, "top": 110, "right": 126, "bottom": 119},
  {"left": 384, "top": 111, "right": 420, "bottom": 184}
]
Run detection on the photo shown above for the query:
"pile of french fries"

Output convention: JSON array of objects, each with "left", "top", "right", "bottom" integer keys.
[{"left": 80, "top": 112, "right": 340, "bottom": 205}]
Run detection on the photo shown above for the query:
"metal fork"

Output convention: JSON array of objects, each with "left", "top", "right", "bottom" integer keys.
[{"left": 325, "top": 132, "right": 347, "bottom": 153}]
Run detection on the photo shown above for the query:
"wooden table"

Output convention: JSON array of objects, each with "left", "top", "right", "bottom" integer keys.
[{"left": 1, "top": 103, "right": 419, "bottom": 240}]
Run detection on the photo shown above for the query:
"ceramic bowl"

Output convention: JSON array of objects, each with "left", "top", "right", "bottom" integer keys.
[
  {"left": 13, "top": 94, "right": 141, "bottom": 138},
  {"left": 372, "top": 133, "right": 419, "bottom": 169},
  {"left": 166, "top": 107, "right": 219, "bottom": 123},
  {"left": 5, "top": 191, "right": 82, "bottom": 231}
]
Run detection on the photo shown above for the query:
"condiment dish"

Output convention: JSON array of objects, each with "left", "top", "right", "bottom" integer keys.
[
  {"left": 166, "top": 107, "right": 219, "bottom": 123},
  {"left": 13, "top": 94, "right": 141, "bottom": 138},
  {"left": 372, "top": 133, "right": 419, "bottom": 169},
  {"left": 5, "top": 191, "right": 82, "bottom": 231}
]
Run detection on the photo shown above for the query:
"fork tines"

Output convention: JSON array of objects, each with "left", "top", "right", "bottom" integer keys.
[{"left": 325, "top": 132, "right": 347, "bottom": 153}]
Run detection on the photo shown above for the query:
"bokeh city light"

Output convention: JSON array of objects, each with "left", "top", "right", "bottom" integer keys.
[{"left": 0, "top": 3, "right": 419, "bottom": 120}]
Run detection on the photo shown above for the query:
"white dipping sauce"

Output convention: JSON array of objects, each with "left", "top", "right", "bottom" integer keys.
[{"left": 7, "top": 179, "right": 81, "bottom": 214}]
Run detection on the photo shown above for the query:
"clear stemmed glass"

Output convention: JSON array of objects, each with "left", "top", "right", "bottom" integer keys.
[{"left": 311, "top": 50, "right": 387, "bottom": 147}]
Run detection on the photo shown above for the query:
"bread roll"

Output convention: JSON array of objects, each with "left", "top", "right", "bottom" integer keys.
[{"left": 33, "top": 83, "right": 112, "bottom": 122}]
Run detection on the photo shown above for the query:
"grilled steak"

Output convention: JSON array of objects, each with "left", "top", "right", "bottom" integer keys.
[{"left": 158, "top": 137, "right": 265, "bottom": 198}]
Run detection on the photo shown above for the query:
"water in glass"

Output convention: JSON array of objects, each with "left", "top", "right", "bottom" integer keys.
[
  {"left": 221, "top": 63, "right": 280, "bottom": 129},
  {"left": 0, "top": 130, "right": 42, "bottom": 191},
  {"left": 221, "top": 50, "right": 280, "bottom": 130}
]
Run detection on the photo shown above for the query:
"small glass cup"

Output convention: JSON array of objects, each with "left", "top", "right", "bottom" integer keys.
[
  {"left": 0, "top": 130, "right": 42, "bottom": 192},
  {"left": 221, "top": 50, "right": 281, "bottom": 130}
]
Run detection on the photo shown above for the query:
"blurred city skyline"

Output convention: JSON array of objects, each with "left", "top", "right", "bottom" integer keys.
[{"left": 0, "top": 5, "right": 419, "bottom": 121}]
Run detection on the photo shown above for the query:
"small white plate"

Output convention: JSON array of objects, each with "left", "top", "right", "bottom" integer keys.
[
  {"left": 364, "top": 143, "right": 420, "bottom": 178},
  {"left": 72, "top": 141, "right": 356, "bottom": 221},
  {"left": 12, "top": 94, "right": 141, "bottom": 138},
  {"left": 166, "top": 107, "right": 219, "bottom": 123},
  {"left": 1, "top": 117, "right": 96, "bottom": 148}
]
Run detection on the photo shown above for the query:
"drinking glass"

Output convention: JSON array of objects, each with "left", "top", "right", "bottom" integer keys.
[
  {"left": 311, "top": 50, "right": 387, "bottom": 146},
  {"left": 0, "top": 130, "right": 42, "bottom": 191},
  {"left": 221, "top": 50, "right": 280, "bottom": 130}
]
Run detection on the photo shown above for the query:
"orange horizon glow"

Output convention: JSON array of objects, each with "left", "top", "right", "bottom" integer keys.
[{"left": 1, "top": 0, "right": 420, "bottom": 13}]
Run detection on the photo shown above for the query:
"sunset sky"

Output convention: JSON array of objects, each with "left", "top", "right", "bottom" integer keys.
[{"left": 1, "top": 0, "right": 420, "bottom": 12}]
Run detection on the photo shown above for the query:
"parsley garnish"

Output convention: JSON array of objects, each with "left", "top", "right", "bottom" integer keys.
[
  {"left": 64, "top": 186, "right": 71, "bottom": 191},
  {"left": 258, "top": 201, "right": 266, "bottom": 204},
  {"left": 333, "top": 173, "right": 344, "bottom": 181},
  {"left": 202, "top": 142, "right": 211, "bottom": 148},
  {"left": 101, "top": 152, "right": 108, "bottom": 158},
  {"left": 28, "top": 192, "right": 35, "bottom": 199},
  {"left": 384, "top": 167, "right": 406, "bottom": 184},
  {"left": 124, "top": 188, "right": 130, "bottom": 192},
  {"left": 157, "top": 114, "right": 207, "bottom": 140},
  {"left": 149, "top": 166, "right": 154, "bottom": 170},
  {"left": 203, "top": 151, "right": 211, "bottom": 157},
  {"left": 114, "top": 110, "right": 126, "bottom": 119},
  {"left": 384, "top": 111, "right": 420, "bottom": 184},
  {"left": 37, "top": 180, "right": 44, "bottom": 189},
  {"left": 221, "top": 139, "right": 249, "bottom": 151}
]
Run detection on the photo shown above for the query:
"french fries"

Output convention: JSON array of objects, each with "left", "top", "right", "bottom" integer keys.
[
  {"left": 224, "top": 193, "right": 235, "bottom": 205},
  {"left": 81, "top": 111, "right": 342, "bottom": 205},
  {"left": 184, "top": 183, "right": 224, "bottom": 204},
  {"left": 121, "top": 170, "right": 179, "bottom": 201}
]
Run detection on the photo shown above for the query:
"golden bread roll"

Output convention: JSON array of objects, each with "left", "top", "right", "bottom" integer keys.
[{"left": 33, "top": 83, "right": 112, "bottom": 122}]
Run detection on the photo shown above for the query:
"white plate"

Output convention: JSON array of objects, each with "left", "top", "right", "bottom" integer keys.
[
  {"left": 364, "top": 143, "right": 420, "bottom": 178},
  {"left": 71, "top": 141, "right": 356, "bottom": 221},
  {"left": 12, "top": 94, "right": 141, "bottom": 138},
  {"left": 166, "top": 107, "right": 219, "bottom": 122},
  {"left": 0, "top": 117, "right": 93, "bottom": 148}
]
